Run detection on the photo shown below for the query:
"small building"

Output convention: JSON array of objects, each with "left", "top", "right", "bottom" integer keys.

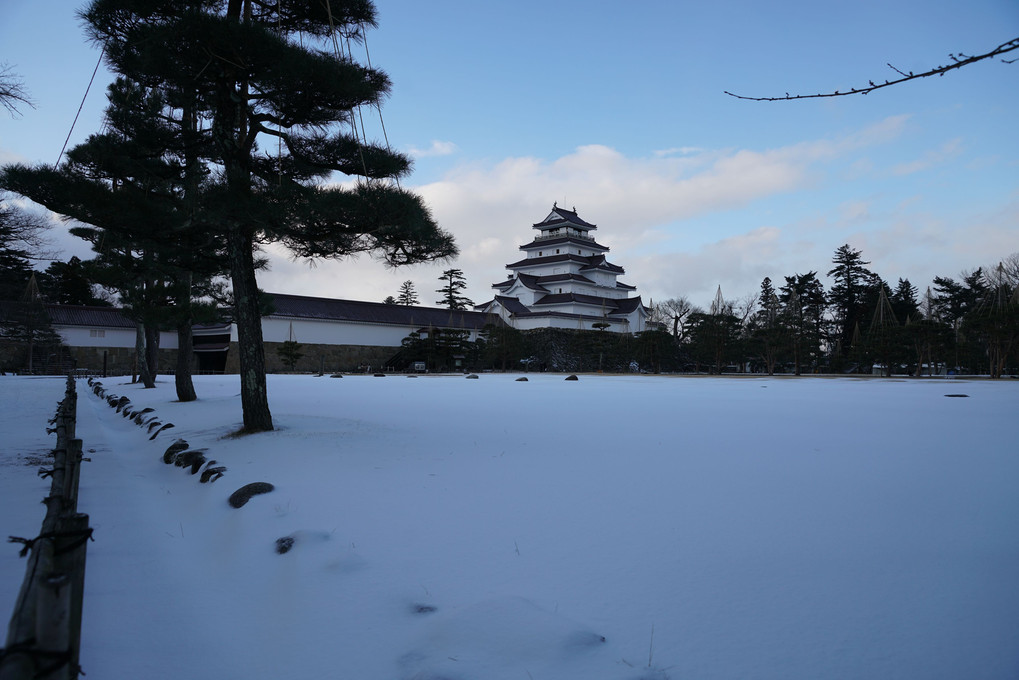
[{"left": 476, "top": 205, "right": 650, "bottom": 332}]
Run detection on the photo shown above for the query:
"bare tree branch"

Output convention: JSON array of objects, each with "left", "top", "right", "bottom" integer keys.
[
  {"left": 725, "top": 36, "right": 1019, "bottom": 101},
  {"left": 0, "top": 63, "right": 34, "bottom": 117}
]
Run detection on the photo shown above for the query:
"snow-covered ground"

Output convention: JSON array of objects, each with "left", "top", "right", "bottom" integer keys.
[{"left": 3, "top": 373, "right": 1018, "bottom": 679}]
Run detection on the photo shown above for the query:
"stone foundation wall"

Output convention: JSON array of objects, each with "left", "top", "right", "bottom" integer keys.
[
  {"left": 225, "top": 342, "right": 398, "bottom": 374},
  {"left": 67, "top": 346, "right": 180, "bottom": 377},
  {"left": 0, "top": 341, "right": 181, "bottom": 376},
  {"left": 3, "top": 339, "right": 399, "bottom": 376}
]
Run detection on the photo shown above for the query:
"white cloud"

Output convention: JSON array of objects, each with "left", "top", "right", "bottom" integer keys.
[
  {"left": 255, "top": 116, "right": 935, "bottom": 308},
  {"left": 891, "top": 138, "right": 963, "bottom": 176},
  {"left": 406, "top": 140, "right": 458, "bottom": 158},
  {"left": 653, "top": 146, "right": 702, "bottom": 157}
]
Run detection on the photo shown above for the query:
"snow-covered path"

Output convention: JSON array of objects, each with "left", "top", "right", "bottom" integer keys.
[{"left": 5, "top": 374, "right": 1019, "bottom": 679}]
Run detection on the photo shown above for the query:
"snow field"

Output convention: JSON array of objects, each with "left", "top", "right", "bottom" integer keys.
[{"left": 3, "top": 374, "right": 1018, "bottom": 679}]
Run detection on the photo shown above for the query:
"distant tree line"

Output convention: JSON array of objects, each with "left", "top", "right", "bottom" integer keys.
[
  {"left": 668, "top": 245, "right": 1019, "bottom": 378},
  {"left": 395, "top": 245, "right": 1018, "bottom": 378}
]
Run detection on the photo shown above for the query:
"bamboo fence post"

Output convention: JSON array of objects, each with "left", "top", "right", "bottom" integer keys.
[
  {"left": 2, "top": 373, "right": 87, "bottom": 680},
  {"left": 33, "top": 540, "right": 69, "bottom": 680},
  {"left": 54, "top": 513, "right": 89, "bottom": 680}
]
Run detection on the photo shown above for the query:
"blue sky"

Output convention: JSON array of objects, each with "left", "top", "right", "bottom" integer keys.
[{"left": 2, "top": 0, "right": 1017, "bottom": 309}]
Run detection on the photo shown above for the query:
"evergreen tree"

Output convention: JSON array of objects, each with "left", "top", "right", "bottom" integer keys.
[
  {"left": 35, "top": 256, "right": 111, "bottom": 306},
  {"left": 932, "top": 269, "right": 988, "bottom": 372},
  {"left": 83, "top": 0, "right": 456, "bottom": 431},
  {"left": 436, "top": 268, "right": 473, "bottom": 310},
  {"left": 779, "top": 272, "right": 825, "bottom": 375},
  {"left": 480, "top": 321, "right": 524, "bottom": 371},
  {"left": 890, "top": 278, "right": 919, "bottom": 322},
  {"left": 0, "top": 274, "right": 64, "bottom": 373},
  {"left": 685, "top": 287, "right": 742, "bottom": 373},
  {"left": 3, "top": 77, "right": 223, "bottom": 396},
  {"left": 397, "top": 280, "right": 418, "bottom": 306},
  {"left": 383, "top": 295, "right": 397, "bottom": 305},
  {"left": 865, "top": 284, "right": 902, "bottom": 376},
  {"left": 276, "top": 340, "right": 304, "bottom": 371},
  {"left": 827, "top": 245, "right": 878, "bottom": 364},
  {"left": 963, "top": 265, "right": 1018, "bottom": 378},
  {"left": 0, "top": 197, "right": 46, "bottom": 301},
  {"left": 750, "top": 276, "right": 784, "bottom": 375},
  {"left": 903, "top": 288, "right": 954, "bottom": 376}
]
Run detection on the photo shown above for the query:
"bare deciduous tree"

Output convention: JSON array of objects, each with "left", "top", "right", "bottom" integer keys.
[
  {"left": 661, "top": 296, "right": 694, "bottom": 339},
  {"left": 0, "top": 63, "right": 33, "bottom": 117},
  {"left": 726, "top": 36, "right": 1018, "bottom": 101}
]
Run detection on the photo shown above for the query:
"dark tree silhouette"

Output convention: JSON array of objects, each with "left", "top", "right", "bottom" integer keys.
[
  {"left": 0, "top": 63, "right": 33, "bottom": 116},
  {"left": 436, "top": 268, "right": 473, "bottom": 310},
  {"left": 82, "top": 0, "right": 456, "bottom": 431}
]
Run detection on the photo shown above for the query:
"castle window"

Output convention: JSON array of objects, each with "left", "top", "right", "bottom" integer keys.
[
  {"left": 556, "top": 249, "right": 560, "bottom": 254},
  {"left": 89, "top": 329, "right": 106, "bottom": 338}
]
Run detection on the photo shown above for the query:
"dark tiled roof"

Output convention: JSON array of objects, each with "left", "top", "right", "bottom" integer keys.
[
  {"left": 530, "top": 293, "right": 645, "bottom": 317},
  {"left": 38, "top": 304, "right": 135, "bottom": 328},
  {"left": 519, "top": 236, "right": 609, "bottom": 252},
  {"left": 193, "top": 341, "right": 231, "bottom": 352},
  {"left": 516, "top": 273, "right": 549, "bottom": 292},
  {"left": 615, "top": 281, "right": 636, "bottom": 291},
  {"left": 493, "top": 296, "right": 532, "bottom": 315},
  {"left": 193, "top": 323, "right": 232, "bottom": 334},
  {"left": 503, "top": 309, "right": 633, "bottom": 324},
  {"left": 610, "top": 296, "right": 645, "bottom": 315},
  {"left": 532, "top": 206, "right": 597, "bottom": 231},
  {"left": 579, "top": 254, "right": 625, "bottom": 275},
  {"left": 536, "top": 273, "right": 595, "bottom": 285},
  {"left": 266, "top": 293, "right": 493, "bottom": 330},
  {"left": 506, "top": 253, "right": 589, "bottom": 269},
  {"left": 533, "top": 293, "right": 622, "bottom": 308}
]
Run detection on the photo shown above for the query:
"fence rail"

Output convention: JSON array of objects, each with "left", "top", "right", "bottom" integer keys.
[{"left": 1, "top": 375, "right": 90, "bottom": 680}]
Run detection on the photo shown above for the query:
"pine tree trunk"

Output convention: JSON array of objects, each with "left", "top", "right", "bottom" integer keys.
[
  {"left": 145, "top": 323, "right": 160, "bottom": 383},
  {"left": 228, "top": 223, "right": 273, "bottom": 431},
  {"left": 136, "top": 322, "right": 154, "bottom": 388},
  {"left": 175, "top": 322, "right": 197, "bottom": 402}
]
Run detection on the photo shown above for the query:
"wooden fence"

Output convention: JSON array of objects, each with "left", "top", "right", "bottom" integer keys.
[{"left": 1, "top": 375, "right": 91, "bottom": 680}]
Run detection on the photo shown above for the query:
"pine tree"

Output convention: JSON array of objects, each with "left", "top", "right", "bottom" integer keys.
[
  {"left": 35, "top": 257, "right": 111, "bottom": 306},
  {"left": 0, "top": 198, "right": 46, "bottom": 301},
  {"left": 3, "top": 77, "right": 224, "bottom": 396},
  {"left": 827, "top": 245, "right": 877, "bottom": 362},
  {"left": 890, "top": 278, "right": 919, "bottom": 322},
  {"left": 0, "top": 274, "right": 64, "bottom": 373},
  {"left": 397, "top": 280, "right": 418, "bottom": 306},
  {"left": 436, "top": 269, "right": 473, "bottom": 310},
  {"left": 780, "top": 272, "right": 825, "bottom": 375},
  {"left": 751, "top": 276, "right": 784, "bottom": 375},
  {"left": 83, "top": 0, "right": 456, "bottom": 431},
  {"left": 277, "top": 340, "right": 304, "bottom": 371}
]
